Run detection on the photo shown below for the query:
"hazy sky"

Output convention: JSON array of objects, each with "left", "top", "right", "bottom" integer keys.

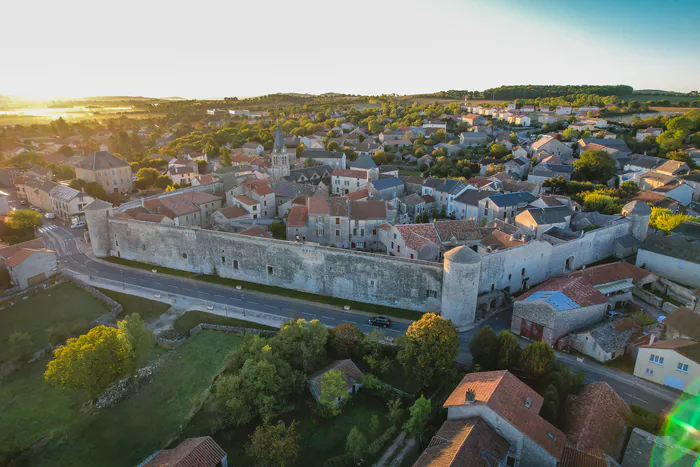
[{"left": 2, "top": 0, "right": 699, "bottom": 99}]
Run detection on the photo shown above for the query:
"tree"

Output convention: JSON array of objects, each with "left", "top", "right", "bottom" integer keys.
[
  {"left": 369, "top": 414, "right": 381, "bottom": 438},
  {"left": 246, "top": 420, "right": 300, "bottom": 467},
  {"left": 387, "top": 398, "right": 404, "bottom": 427},
  {"left": 154, "top": 175, "right": 171, "bottom": 189},
  {"left": 649, "top": 207, "right": 698, "bottom": 233},
  {"left": 318, "top": 369, "right": 349, "bottom": 416},
  {"left": 220, "top": 148, "right": 232, "bottom": 167},
  {"left": 497, "top": 330, "right": 521, "bottom": 369},
  {"left": 269, "top": 221, "right": 286, "bottom": 240},
  {"left": 403, "top": 396, "right": 431, "bottom": 438},
  {"left": 273, "top": 318, "right": 328, "bottom": 373},
  {"left": 135, "top": 167, "right": 160, "bottom": 188},
  {"left": 573, "top": 150, "right": 616, "bottom": 181},
  {"left": 562, "top": 128, "right": 579, "bottom": 141},
  {"left": 540, "top": 384, "right": 560, "bottom": 424},
  {"left": 469, "top": 325, "right": 499, "bottom": 370},
  {"left": 4, "top": 209, "right": 43, "bottom": 231},
  {"left": 44, "top": 325, "right": 134, "bottom": 399},
  {"left": 397, "top": 313, "right": 459, "bottom": 387},
  {"left": 328, "top": 323, "right": 365, "bottom": 357},
  {"left": 521, "top": 342, "right": 555, "bottom": 378},
  {"left": 345, "top": 427, "right": 367, "bottom": 461},
  {"left": 117, "top": 313, "right": 154, "bottom": 365},
  {"left": 489, "top": 143, "right": 508, "bottom": 158},
  {"left": 583, "top": 192, "right": 621, "bottom": 214},
  {"left": 8, "top": 331, "right": 33, "bottom": 361}
]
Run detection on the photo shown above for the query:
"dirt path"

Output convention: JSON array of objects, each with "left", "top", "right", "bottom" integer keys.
[
  {"left": 373, "top": 432, "right": 405, "bottom": 467},
  {"left": 390, "top": 437, "right": 416, "bottom": 467}
]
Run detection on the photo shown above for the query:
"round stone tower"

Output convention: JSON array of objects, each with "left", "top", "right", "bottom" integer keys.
[
  {"left": 621, "top": 200, "right": 651, "bottom": 242},
  {"left": 83, "top": 199, "right": 114, "bottom": 258},
  {"left": 441, "top": 245, "right": 482, "bottom": 327}
]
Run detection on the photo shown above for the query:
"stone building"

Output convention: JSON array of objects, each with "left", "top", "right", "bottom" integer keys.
[
  {"left": 75, "top": 151, "right": 132, "bottom": 194},
  {"left": 269, "top": 123, "right": 291, "bottom": 180}
]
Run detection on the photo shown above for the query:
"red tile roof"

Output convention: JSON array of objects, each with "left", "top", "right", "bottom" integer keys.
[
  {"left": 413, "top": 418, "right": 510, "bottom": 467},
  {"left": 0, "top": 238, "right": 46, "bottom": 260},
  {"left": 345, "top": 188, "right": 369, "bottom": 201},
  {"left": 567, "top": 261, "right": 653, "bottom": 286},
  {"left": 395, "top": 224, "right": 441, "bottom": 251},
  {"left": 232, "top": 195, "right": 258, "bottom": 206},
  {"left": 142, "top": 436, "right": 226, "bottom": 467},
  {"left": 5, "top": 248, "right": 54, "bottom": 267},
  {"left": 215, "top": 205, "right": 249, "bottom": 219},
  {"left": 286, "top": 205, "right": 308, "bottom": 227},
  {"left": 445, "top": 370, "right": 567, "bottom": 459},
  {"left": 564, "top": 382, "right": 628, "bottom": 458},
  {"left": 331, "top": 168, "right": 367, "bottom": 179},
  {"left": 517, "top": 276, "right": 609, "bottom": 308}
]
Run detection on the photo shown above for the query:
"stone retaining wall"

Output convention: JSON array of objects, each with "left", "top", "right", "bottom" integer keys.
[{"left": 156, "top": 322, "right": 278, "bottom": 349}]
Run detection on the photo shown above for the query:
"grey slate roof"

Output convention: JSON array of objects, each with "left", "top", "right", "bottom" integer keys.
[
  {"left": 622, "top": 428, "right": 699, "bottom": 467},
  {"left": 571, "top": 211, "right": 624, "bottom": 230},
  {"left": 454, "top": 189, "right": 492, "bottom": 206},
  {"left": 423, "top": 178, "right": 443, "bottom": 189},
  {"left": 302, "top": 149, "right": 345, "bottom": 160},
  {"left": 435, "top": 178, "right": 465, "bottom": 194},
  {"left": 80, "top": 151, "right": 129, "bottom": 170},
  {"left": 350, "top": 153, "right": 378, "bottom": 170},
  {"left": 580, "top": 138, "right": 631, "bottom": 154},
  {"left": 522, "top": 206, "right": 571, "bottom": 225},
  {"left": 671, "top": 221, "right": 700, "bottom": 240},
  {"left": 585, "top": 320, "right": 639, "bottom": 353},
  {"left": 487, "top": 191, "right": 536, "bottom": 208},
  {"left": 372, "top": 177, "right": 404, "bottom": 191},
  {"left": 641, "top": 234, "right": 700, "bottom": 263},
  {"left": 533, "top": 163, "right": 575, "bottom": 175}
]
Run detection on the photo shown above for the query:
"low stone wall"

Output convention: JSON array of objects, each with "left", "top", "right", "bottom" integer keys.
[
  {"left": 662, "top": 302, "right": 679, "bottom": 315},
  {"left": 633, "top": 286, "right": 663, "bottom": 308},
  {"left": 67, "top": 275, "right": 123, "bottom": 318},
  {"left": 190, "top": 323, "right": 278, "bottom": 338},
  {"left": 659, "top": 278, "right": 693, "bottom": 306}
]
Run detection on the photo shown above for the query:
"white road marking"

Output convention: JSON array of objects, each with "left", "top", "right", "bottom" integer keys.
[
  {"left": 248, "top": 301, "right": 260, "bottom": 305},
  {"left": 624, "top": 392, "right": 649, "bottom": 403},
  {"left": 265, "top": 305, "right": 276, "bottom": 308},
  {"left": 215, "top": 294, "right": 226, "bottom": 298},
  {"left": 386, "top": 329, "right": 400, "bottom": 333},
  {"left": 284, "top": 308, "right": 295, "bottom": 312},
  {"left": 302, "top": 312, "right": 315, "bottom": 316},
  {"left": 343, "top": 319, "right": 356, "bottom": 324}
]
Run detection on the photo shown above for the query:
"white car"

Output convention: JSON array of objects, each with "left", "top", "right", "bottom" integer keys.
[
  {"left": 45, "top": 213, "right": 55, "bottom": 219},
  {"left": 71, "top": 221, "right": 86, "bottom": 229}
]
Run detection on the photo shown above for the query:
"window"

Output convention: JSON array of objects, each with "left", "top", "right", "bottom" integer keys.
[
  {"left": 649, "top": 354, "right": 664, "bottom": 365},
  {"left": 397, "top": 245, "right": 401, "bottom": 253},
  {"left": 521, "top": 268, "right": 526, "bottom": 276},
  {"left": 490, "top": 284, "right": 495, "bottom": 292},
  {"left": 267, "top": 266, "right": 273, "bottom": 275},
  {"left": 264, "top": 200, "right": 267, "bottom": 206},
  {"left": 677, "top": 362, "right": 689, "bottom": 373},
  {"left": 336, "top": 230, "right": 340, "bottom": 236},
  {"left": 335, "top": 218, "right": 340, "bottom": 225},
  {"left": 372, "top": 229, "right": 376, "bottom": 235},
  {"left": 361, "top": 229, "right": 364, "bottom": 236},
  {"left": 233, "top": 260, "right": 239, "bottom": 270},
  {"left": 393, "top": 233, "right": 397, "bottom": 239},
  {"left": 353, "top": 229, "right": 357, "bottom": 236},
  {"left": 645, "top": 368, "right": 654, "bottom": 376},
  {"left": 426, "top": 290, "right": 438, "bottom": 298},
  {"left": 391, "top": 241, "right": 394, "bottom": 249},
  {"left": 142, "top": 245, "right": 146, "bottom": 251},
  {"left": 115, "top": 241, "right": 118, "bottom": 247},
  {"left": 410, "top": 254, "right": 414, "bottom": 259},
  {"left": 508, "top": 274, "right": 512, "bottom": 281},
  {"left": 253, "top": 206, "right": 257, "bottom": 211},
  {"left": 221, "top": 256, "right": 225, "bottom": 264},
  {"left": 182, "top": 253, "right": 188, "bottom": 259}
]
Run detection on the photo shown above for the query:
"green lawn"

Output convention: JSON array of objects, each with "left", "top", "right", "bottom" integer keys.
[
  {"left": 4, "top": 330, "right": 243, "bottom": 467},
  {"left": 189, "top": 391, "right": 391, "bottom": 467},
  {"left": 604, "top": 355, "right": 636, "bottom": 375},
  {"left": 0, "top": 282, "right": 110, "bottom": 364},
  {"left": 104, "top": 255, "right": 423, "bottom": 321},
  {"left": 103, "top": 256, "right": 196, "bottom": 278},
  {"left": 173, "top": 310, "right": 277, "bottom": 335},
  {"left": 197, "top": 274, "right": 423, "bottom": 321},
  {"left": 97, "top": 288, "right": 171, "bottom": 322},
  {"left": 621, "top": 94, "right": 699, "bottom": 104}
]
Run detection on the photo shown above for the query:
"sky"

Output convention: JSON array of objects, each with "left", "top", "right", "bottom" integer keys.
[{"left": 1, "top": 0, "right": 699, "bottom": 99}]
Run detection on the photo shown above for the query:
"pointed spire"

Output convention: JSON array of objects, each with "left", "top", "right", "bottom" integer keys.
[{"left": 274, "top": 122, "right": 285, "bottom": 153}]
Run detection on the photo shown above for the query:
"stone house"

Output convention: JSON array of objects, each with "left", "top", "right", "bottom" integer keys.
[
  {"left": 211, "top": 205, "right": 252, "bottom": 232},
  {"left": 145, "top": 191, "right": 223, "bottom": 227},
  {"left": 49, "top": 185, "right": 95, "bottom": 223},
  {"left": 479, "top": 192, "right": 536, "bottom": 223},
  {"left": 75, "top": 151, "right": 132, "bottom": 194},
  {"left": 404, "top": 176, "right": 425, "bottom": 195},
  {"left": 570, "top": 318, "right": 651, "bottom": 363},
  {"left": 504, "top": 157, "right": 531, "bottom": 179},
  {"left": 459, "top": 132, "right": 488, "bottom": 147},
  {"left": 514, "top": 206, "right": 572, "bottom": 239},
  {"left": 348, "top": 200, "right": 388, "bottom": 250},
  {"left": 380, "top": 223, "right": 442, "bottom": 261},
  {"left": 564, "top": 382, "right": 629, "bottom": 460},
  {"left": 24, "top": 178, "right": 56, "bottom": 212},
  {"left": 241, "top": 142, "right": 264, "bottom": 156},
  {"left": 331, "top": 168, "right": 369, "bottom": 196},
  {"left": 452, "top": 189, "right": 491, "bottom": 221},
  {"left": 285, "top": 205, "right": 308, "bottom": 241},
  {"left": 636, "top": 235, "right": 700, "bottom": 288},
  {"left": 442, "top": 370, "right": 566, "bottom": 467},
  {"left": 307, "top": 359, "right": 363, "bottom": 404},
  {"left": 398, "top": 193, "right": 427, "bottom": 223},
  {"left": 0, "top": 167, "right": 20, "bottom": 187},
  {"left": 370, "top": 177, "right": 405, "bottom": 201},
  {"left": 461, "top": 113, "right": 486, "bottom": 126},
  {"left": 302, "top": 149, "right": 347, "bottom": 169},
  {"left": 239, "top": 180, "right": 276, "bottom": 218},
  {"left": 5, "top": 248, "right": 58, "bottom": 289},
  {"left": 306, "top": 197, "right": 331, "bottom": 244},
  {"left": 434, "top": 179, "right": 466, "bottom": 213},
  {"left": 229, "top": 195, "right": 261, "bottom": 220},
  {"left": 527, "top": 163, "right": 575, "bottom": 184},
  {"left": 349, "top": 153, "right": 378, "bottom": 179},
  {"left": 633, "top": 338, "right": 700, "bottom": 395},
  {"left": 529, "top": 136, "right": 572, "bottom": 159},
  {"left": 662, "top": 306, "right": 700, "bottom": 340}
]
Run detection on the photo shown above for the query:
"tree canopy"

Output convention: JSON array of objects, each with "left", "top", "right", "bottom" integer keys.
[
  {"left": 573, "top": 150, "right": 616, "bottom": 182},
  {"left": 4, "top": 209, "right": 43, "bottom": 231},
  {"left": 246, "top": 420, "right": 300, "bottom": 467}
]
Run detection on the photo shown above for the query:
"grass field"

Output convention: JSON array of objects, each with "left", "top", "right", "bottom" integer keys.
[
  {"left": 1, "top": 330, "right": 242, "bottom": 467},
  {"left": 0, "top": 282, "right": 109, "bottom": 364},
  {"left": 98, "top": 288, "right": 171, "bottom": 322},
  {"left": 104, "top": 256, "right": 423, "bottom": 321},
  {"left": 173, "top": 310, "right": 277, "bottom": 335},
  {"left": 623, "top": 94, "right": 698, "bottom": 104}
]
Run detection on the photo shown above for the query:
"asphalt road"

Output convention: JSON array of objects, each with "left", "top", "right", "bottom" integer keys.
[{"left": 39, "top": 222, "right": 684, "bottom": 414}]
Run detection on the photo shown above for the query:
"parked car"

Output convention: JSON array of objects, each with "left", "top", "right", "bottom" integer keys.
[
  {"left": 368, "top": 316, "right": 392, "bottom": 328},
  {"left": 45, "top": 212, "right": 55, "bottom": 219},
  {"left": 71, "top": 221, "right": 86, "bottom": 229}
]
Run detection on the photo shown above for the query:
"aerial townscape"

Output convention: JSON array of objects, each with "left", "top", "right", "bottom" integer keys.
[{"left": 2, "top": 1, "right": 700, "bottom": 467}]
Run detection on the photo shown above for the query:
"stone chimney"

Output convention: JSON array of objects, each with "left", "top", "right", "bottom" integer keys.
[
  {"left": 140, "top": 197, "right": 145, "bottom": 208},
  {"left": 649, "top": 334, "right": 656, "bottom": 345},
  {"left": 464, "top": 388, "right": 476, "bottom": 404}
]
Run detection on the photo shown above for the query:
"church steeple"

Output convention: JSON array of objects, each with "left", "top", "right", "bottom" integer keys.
[{"left": 273, "top": 122, "right": 285, "bottom": 153}]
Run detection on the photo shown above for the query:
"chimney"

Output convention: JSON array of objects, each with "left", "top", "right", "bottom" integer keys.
[
  {"left": 465, "top": 388, "right": 476, "bottom": 404},
  {"left": 649, "top": 334, "right": 656, "bottom": 345},
  {"left": 140, "top": 197, "right": 145, "bottom": 208},
  {"left": 525, "top": 396, "right": 533, "bottom": 409}
]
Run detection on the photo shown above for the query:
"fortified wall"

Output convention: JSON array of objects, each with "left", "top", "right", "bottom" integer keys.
[{"left": 84, "top": 199, "right": 650, "bottom": 327}]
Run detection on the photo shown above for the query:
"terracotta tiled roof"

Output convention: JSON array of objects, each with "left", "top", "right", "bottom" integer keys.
[
  {"left": 215, "top": 205, "right": 249, "bottom": 219},
  {"left": 517, "top": 276, "right": 609, "bottom": 308},
  {"left": 286, "top": 205, "right": 308, "bottom": 227},
  {"left": 434, "top": 220, "right": 489, "bottom": 243},
  {"left": 345, "top": 188, "right": 369, "bottom": 201},
  {"left": 395, "top": 224, "right": 441, "bottom": 251},
  {"left": 413, "top": 418, "right": 510, "bottom": 467},
  {"left": 350, "top": 200, "right": 386, "bottom": 220},
  {"left": 5, "top": 248, "right": 54, "bottom": 267},
  {"left": 564, "top": 382, "right": 628, "bottom": 457},
  {"left": 479, "top": 230, "right": 525, "bottom": 251},
  {"left": 465, "top": 177, "right": 493, "bottom": 189},
  {"left": 238, "top": 226, "right": 271, "bottom": 238},
  {"left": 639, "top": 338, "right": 700, "bottom": 363},
  {"left": 567, "top": 261, "right": 653, "bottom": 286},
  {"left": 307, "top": 197, "right": 330, "bottom": 216},
  {"left": 331, "top": 168, "right": 367, "bottom": 179},
  {"left": 329, "top": 197, "right": 349, "bottom": 216},
  {"left": 422, "top": 195, "right": 435, "bottom": 203},
  {"left": 145, "top": 191, "right": 222, "bottom": 218},
  {"left": 377, "top": 223, "right": 392, "bottom": 231},
  {"left": 663, "top": 307, "right": 700, "bottom": 339},
  {"left": 559, "top": 445, "right": 607, "bottom": 467},
  {"left": 0, "top": 238, "right": 45, "bottom": 260},
  {"left": 444, "top": 370, "right": 567, "bottom": 459},
  {"left": 231, "top": 195, "right": 258, "bottom": 206},
  {"left": 307, "top": 359, "right": 362, "bottom": 400},
  {"left": 142, "top": 436, "right": 226, "bottom": 467}
]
